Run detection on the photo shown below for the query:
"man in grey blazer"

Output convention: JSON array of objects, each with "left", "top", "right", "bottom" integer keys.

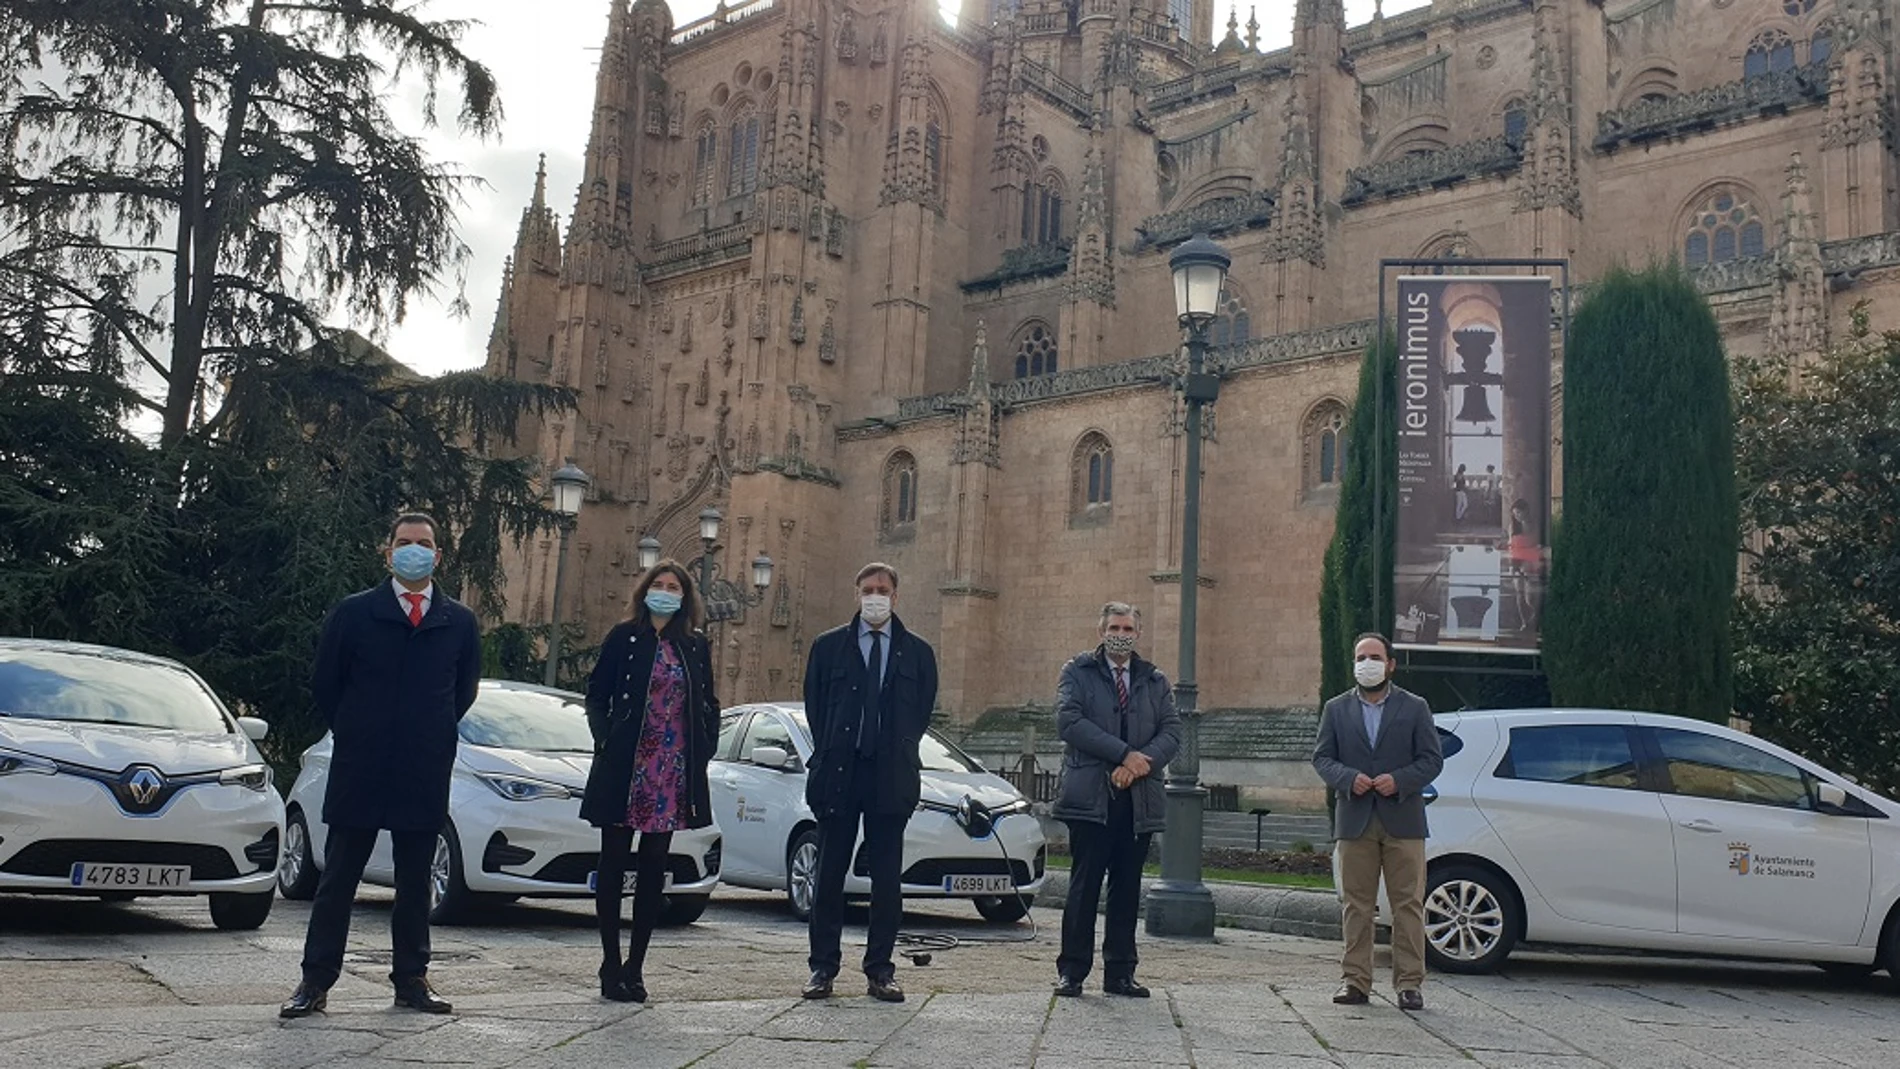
[{"left": 1312, "top": 632, "right": 1444, "bottom": 1011}]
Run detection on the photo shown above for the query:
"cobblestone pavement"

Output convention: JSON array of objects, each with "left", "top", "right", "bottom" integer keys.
[{"left": 2, "top": 888, "right": 1896, "bottom": 1068}]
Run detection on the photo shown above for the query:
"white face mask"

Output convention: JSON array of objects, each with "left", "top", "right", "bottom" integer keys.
[
  {"left": 859, "top": 594, "right": 893, "bottom": 626},
  {"left": 1353, "top": 659, "right": 1388, "bottom": 689}
]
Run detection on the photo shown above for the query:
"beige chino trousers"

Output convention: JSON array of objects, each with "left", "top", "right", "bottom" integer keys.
[{"left": 1335, "top": 812, "right": 1427, "bottom": 994}]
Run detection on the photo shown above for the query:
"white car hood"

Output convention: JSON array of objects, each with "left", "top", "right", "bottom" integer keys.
[
  {"left": 458, "top": 745, "right": 593, "bottom": 788},
  {"left": 917, "top": 769, "right": 1023, "bottom": 809},
  {"left": 0, "top": 718, "right": 254, "bottom": 775}
]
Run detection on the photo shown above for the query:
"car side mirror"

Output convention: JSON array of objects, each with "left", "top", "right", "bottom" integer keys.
[
  {"left": 753, "top": 745, "right": 794, "bottom": 770},
  {"left": 1816, "top": 782, "right": 1849, "bottom": 811},
  {"left": 237, "top": 717, "right": 269, "bottom": 742}
]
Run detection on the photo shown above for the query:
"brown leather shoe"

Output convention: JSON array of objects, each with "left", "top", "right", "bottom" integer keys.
[
  {"left": 1332, "top": 981, "right": 1370, "bottom": 1005},
  {"left": 866, "top": 975, "right": 905, "bottom": 1003},
  {"left": 1398, "top": 988, "right": 1425, "bottom": 1011}
]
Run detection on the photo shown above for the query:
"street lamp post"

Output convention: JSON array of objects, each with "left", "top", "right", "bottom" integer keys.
[
  {"left": 544, "top": 461, "right": 591, "bottom": 688},
  {"left": 696, "top": 507, "right": 722, "bottom": 594},
  {"left": 639, "top": 510, "right": 775, "bottom": 624},
  {"left": 1145, "top": 233, "right": 1229, "bottom": 939}
]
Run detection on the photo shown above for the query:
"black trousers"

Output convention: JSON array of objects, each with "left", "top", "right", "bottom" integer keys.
[
  {"left": 808, "top": 757, "right": 910, "bottom": 982},
  {"left": 300, "top": 825, "right": 434, "bottom": 989},
  {"left": 1057, "top": 790, "right": 1151, "bottom": 984},
  {"left": 595, "top": 826, "right": 673, "bottom": 980}
]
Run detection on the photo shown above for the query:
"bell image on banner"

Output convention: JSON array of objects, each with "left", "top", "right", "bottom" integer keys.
[{"left": 1391, "top": 276, "right": 1552, "bottom": 655}]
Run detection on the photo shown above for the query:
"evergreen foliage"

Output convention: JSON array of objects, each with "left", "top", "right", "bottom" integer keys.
[
  {"left": 1318, "top": 332, "right": 1397, "bottom": 703},
  {"left": 1732, "top": 305, "right": 1900, "bottom": 793},
  {"left": 1544, "top": 264, "right": 1736, "bottom": 721},
  {"left": 0, "top": 3, "right": 576, "bottom": 769}
]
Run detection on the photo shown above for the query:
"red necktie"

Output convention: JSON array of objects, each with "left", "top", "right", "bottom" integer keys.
[{"left": 402, "top": 592, "right": 425, "bottom": 627}]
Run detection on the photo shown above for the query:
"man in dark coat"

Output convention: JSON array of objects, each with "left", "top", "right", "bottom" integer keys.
[
  {"left": 801, "top": 562, "right": 938, "bottom": 1003},
  {"left": 1051, "top": 602, "right": 1182, "bottom": 998},
  {"left": 280, "top": 513, "right": 482, "bottom": 1019},
  {"left": 1312, "top": 632, "right": 1444, "bottom": 1011}
]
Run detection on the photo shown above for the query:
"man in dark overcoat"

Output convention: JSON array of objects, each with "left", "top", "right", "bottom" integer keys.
[
  {"left": 1051, "top": 601, "right": 1182, "bottom": 998},
  {"left": 800, "top": 562, "right": 938, "bottom": 1003},
  {"left": 280, "top": 513, "right": 482, "bottom": 1018}
]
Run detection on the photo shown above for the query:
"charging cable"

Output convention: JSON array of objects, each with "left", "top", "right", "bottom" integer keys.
[{"left": 896, "top": 794, "right": 1041, "bottom": 965}]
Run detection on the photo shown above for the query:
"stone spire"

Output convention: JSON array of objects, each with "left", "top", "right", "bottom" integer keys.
[
  {"left": 1066, "top": 144, "right": 1115, "bottom": 306},
  {"left": 1216, "top": 7, "right": 1244, "bottom": 56},
  {"left": 952, "top": 323, "right": 1000, "bottom": 468},
  {"left": 484, "top": 256, "right": 515, "bottom": 371},
  {"left": 515, "top": 154, "right": 563, "bottom": 273},
  {"left": 1245, "top": 7, "right": 1260, "bottom": 52},
  {"left": 881, "top": 32, "right": 940, "bottom": 210},
  {"left": 1514, "top": 0, "right": 1580, "bottom": 217},
  {"left": 1769, "top": 152, "right": 1826, "bottom": 357},
  {"left": 1265, "top": 54, "right": 1324, "bottom": 266}
]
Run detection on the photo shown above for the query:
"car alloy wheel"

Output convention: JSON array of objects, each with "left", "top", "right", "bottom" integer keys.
[
  {"left": 1423, "top": 864, "right": 1518, "bottom": 974},
  {"left": 278, "top": 811, "right": 319, "bottom": 900},
  {"left": 786, "top": 829, "right": 820, "bottom": 921},
  {"left": 430, "top": 833, "right": 453, "bottom": 914}
]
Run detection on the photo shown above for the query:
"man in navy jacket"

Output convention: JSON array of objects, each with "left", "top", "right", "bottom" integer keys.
[{"left": 280, "top": 513, "right": 482, "bottom": 1019}]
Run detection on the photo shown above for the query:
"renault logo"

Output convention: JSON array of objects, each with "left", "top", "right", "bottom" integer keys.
[{"left": 125, "top": 767, "right": 165, "bottom": 806}]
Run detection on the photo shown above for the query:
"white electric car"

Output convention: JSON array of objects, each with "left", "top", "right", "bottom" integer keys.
[
  {"left": 279, "top": 680, "right": 721, "bottom": 925},
  {"left": 1342, "top": 708, "right": 1900, "bottom": 980},
  {"left": 0, "top": 639, "right": 284, "bottom": 929},
  {"left": 709, "top": 702, "right": 1047, "bottom": 922}
]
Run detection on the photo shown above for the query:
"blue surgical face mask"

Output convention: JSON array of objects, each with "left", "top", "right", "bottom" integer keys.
[
  {"left": 645, "top": 589, "right": 683, "bottom": 617},
  {"left": 390, "top": 543, "right": 437, "bottom": 583}
]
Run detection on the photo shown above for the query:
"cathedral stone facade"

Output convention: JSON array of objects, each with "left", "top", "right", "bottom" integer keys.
[{"left": 484, "top": 0, "right": 1900, "bottom": 723}]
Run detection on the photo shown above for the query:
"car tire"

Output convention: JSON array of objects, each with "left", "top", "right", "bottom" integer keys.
[
  {"left": 1879, "top": 910, "right": 1900, "bottom": 989},
  {"left": 973, "top": 894, "right": 1030, "bottom": 924},
  {"left": 1423, "top": 864, "right": 1520, "bottom": 975},
  {"left": 209, "top": 889, "right": 274, "bottom": 930},
  {"left": 661, "top": 894, "right": 711, "bottom": 926},
  {"left": 429, "top": 822, "right": 474, "bottom": 925},
  {"left": 786, "top": 827, "right": 821, "bottom": 922},
  {"left": 278, "top": 809, "right": 320, "bottom": 901}
]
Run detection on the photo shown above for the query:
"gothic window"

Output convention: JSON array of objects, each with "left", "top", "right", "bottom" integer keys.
[
  {"left": 1744, "top": 29, "right": 1796, "bottom": 80},
  {"left": 1502, "top": 98, "right": 1528, "bottom": 143},
  {"left": 1168, "top": 0, "right": 1191, "bottom": 38},
  {"left": 1683, "top": 188, "right": 1766, "bottom": 266},
  {"left": 1207, "top": 281, "right": 1251, "bottom": 348},
  {"left": 880, "top": 450, "right": 918, "bottom": 537},
  {"left": 1302, "top": 400, "right": 1349, "bottom": 499},
  {"left": 1012, "top": 321, "right": 1058, "bottom": 378},
  {"left": 1021, "top": 173, "right": 1064, "bottom": 246},
  {"left": 1071, "top": 432, "right": 1114, "bottom": 520},
  {"left": 691, "top": 120, "right": 717, "bottom": 206},
  {"left": 1809, "top": 29, "right": 1832, "bottom": 67},
  {"left": 1782, "top": 0, "right": 1815, "bottom": 14},
  {"left": 925, "top": 118, "right": 943, "bottom": 196},
  {"left": 727, "top": 106, "right": 760, "bottom": 197}
]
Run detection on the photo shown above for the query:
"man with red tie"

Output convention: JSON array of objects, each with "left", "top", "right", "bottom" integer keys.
[
  {"left": 281, "top": 513, "right": 482, "bottom": 1018},
  {"left": 1051, "top": 602, "right": 1182, "bottom": 998}
]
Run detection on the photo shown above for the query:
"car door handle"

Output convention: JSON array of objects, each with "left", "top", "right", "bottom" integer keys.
[{"left": 1677, "top": 819, "right": 1723, "bottom": 833}]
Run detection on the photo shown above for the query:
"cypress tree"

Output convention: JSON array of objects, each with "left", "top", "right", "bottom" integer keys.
[
  {"left": 1544, "top": 264, "right": 1736, "bottom": 720},
  {"left": 1318, "top": 332, "right": 1398, "bottom": 703}
]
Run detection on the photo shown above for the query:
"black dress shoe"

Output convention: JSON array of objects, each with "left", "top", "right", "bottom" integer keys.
[
  {"left": 801, "top": 971, "right": 835, "bottom": 999},
  {"left": 392, "top": 979, "right": 453, "bottom": 1014},
  {"left": 279, "top": 982, "right": 327, "bottom": 1019},
  {"left": 866, "top": 975, "right": 905, "bottom": 1003},
  {"left": 1397, "top": 988, "right": 1425, "bottom": 1012},
  {"left": 1103, "top": 977, "right": 1150, "bottom": 998},
  {"left": 1052, "top": 975, "right": 1084, "bottom": 998}
]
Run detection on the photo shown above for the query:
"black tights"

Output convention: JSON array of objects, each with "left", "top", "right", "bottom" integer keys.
[{"left": 595, "top": 827, "right": 673, "bottom": 981}]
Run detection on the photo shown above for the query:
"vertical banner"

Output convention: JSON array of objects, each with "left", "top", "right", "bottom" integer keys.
[{"left": 1392, "top": 276, "right": 1551, "bottom": 654}]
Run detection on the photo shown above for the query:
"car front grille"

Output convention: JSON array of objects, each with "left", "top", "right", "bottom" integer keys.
[
  {"left": 528, "top": 851, "right": 702, "bottom": 886},
  {"left": 482, "top": 832, "right": 535, "bottom": 872},
  {"left": 1, "top": 839, "right": 240, "bottom": 880},
  {"left": 900, "top": 857, "right": 1035, "bottom": 887}
]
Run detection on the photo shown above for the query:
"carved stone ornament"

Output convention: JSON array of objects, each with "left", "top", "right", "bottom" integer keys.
[
  {"left": 789, "top": 295, "right": 807, "bottom": 344},
  {"left": 1595, "top": 66, "right": 1829, "bottom": 152},
  {"left": 818, "top": 315, "right": 837, "bottom": 362},
  {"left": 1341, "top": 135, "right": 1522, "bottom": 207},
  {"left": 1132, "top": 189, "right": 1276, "bottom": 251}
]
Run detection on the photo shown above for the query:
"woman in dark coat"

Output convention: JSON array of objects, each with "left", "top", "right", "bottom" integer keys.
[{"left": 578, "top": 559, "right": 720, "bottom": 1002}]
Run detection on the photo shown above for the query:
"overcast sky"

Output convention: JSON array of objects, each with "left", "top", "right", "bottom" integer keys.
[{"left": 378, "top": 0, "right": 1431, "bottom": 376}]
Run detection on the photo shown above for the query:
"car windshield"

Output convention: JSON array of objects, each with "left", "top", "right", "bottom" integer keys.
[
  {"left": 784, "top": 710, "right": 984, "bottom": 773},
  {"left": 0, "top": 647, "right": 231, "bottom": 732},
  {"left": 459, "top": 688, "right": 595, "bottom": 752}
]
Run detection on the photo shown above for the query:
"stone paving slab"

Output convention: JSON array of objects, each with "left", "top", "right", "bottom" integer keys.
[{"left": 3, "top": 888, "right": 1898, "bottom": 1068}]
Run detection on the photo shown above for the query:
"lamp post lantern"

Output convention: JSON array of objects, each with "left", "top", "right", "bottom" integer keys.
[
  {"left": 1146, "top": 233, "right": 1229, "bottom": 939},
  {"left": 636, "top": 535, "right": 662, "bottom": 572},
  {"left": 697, "top": 507, "right": 722, "bottom": 593},
  {"left": 544, "top": 461, "right": 591, "bottom": 688}
]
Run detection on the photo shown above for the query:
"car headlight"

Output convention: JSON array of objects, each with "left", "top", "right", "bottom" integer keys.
[
  {"left": 476, "top": 772, "right": 579, "bottom": 802},
  {"left": 0, "top": 748, "right": 57, "bottom": 777},
  {"left": 989, "top": 800, "right": 1031, "bottom": 818},
  {"left": 218, "top": 764, "right": 271, "bottom": 792}
]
